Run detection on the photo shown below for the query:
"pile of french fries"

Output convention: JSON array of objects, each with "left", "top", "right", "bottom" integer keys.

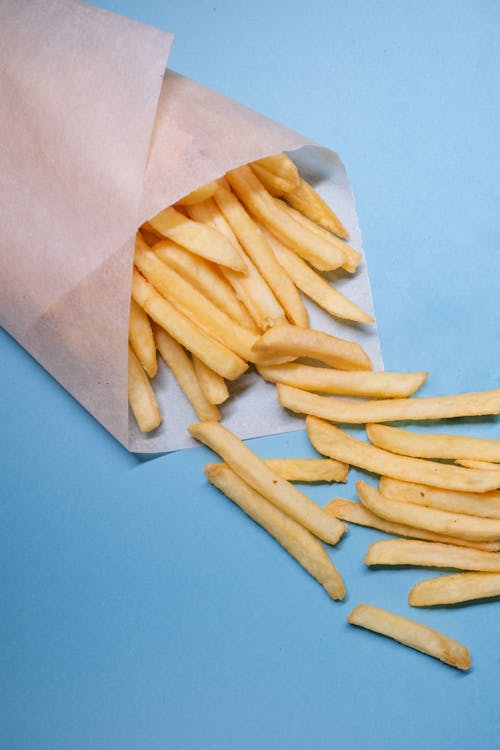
[{"left": 128, "top": 151, "right": 500, "bottom": 672}]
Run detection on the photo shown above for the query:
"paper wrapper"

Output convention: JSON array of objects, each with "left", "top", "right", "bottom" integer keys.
[{"left": 0, "top": 0, "right": 383, "bottom": 453}]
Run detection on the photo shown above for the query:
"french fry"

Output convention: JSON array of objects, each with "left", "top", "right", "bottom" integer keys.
[
  {"left": 282, "top": 176, "right": 349, "bottom": 239},
  {"left": 252, "top": 153, "right": 300, "bottom": 186},
  {"left": 135, "top": 237, "right": 258, "bottom": 362},
  {"left": 307, "top": 418, "right": 500, "bottom": 493},
  {"left": 175, "top": 181, "right": 219, "bottom": 206},
  {"left": 378, "top": 477, "right": 500, "bottom": 520},
  {"left": 254, "top": 326, "right": 372, "bottom": 371},
  {"left": 192, "top": 356, "right": 229, "bottom": 405},
  {"left": 132, "top": 269, "right": 248, "bottom": 381},
  {"left": 226, "top": 165, "right": 347, "bottom": 271},
  {"left": 213, "top": 180, "right": 309, "bottom": 327},
  {"left": 290, "top": 388, "right": 500, "bottom": 424},
  {"left": 258, "top": 363, "right": 428, "bottom": 398},
  {"left": 365, "top": 538, "right": 500, "bottom": 572},
  {"left": 263, "top": 458, "right": 348, "bottom": 482},
  {"left": 366, "top": 423, "right": 500, "bottom": 462},
  {"left": 455, "top": 459, "right": 500, "bottom": 471},
  {"left": 129, "top": 298, "right": 157, "bottom": 378},
  {"left": 325, "top": 498, "right": 500, "bottom": 552},
  {"left": 146, "top": 205, "right": 247, "bottom": 272},
  {"left": 276, "top": 199, "right": 360, "bottom": 273},
  {"left": 188, "top": 198, "right": 286, "bottom": 330},
  {"left": 154, "top": 326, "right": 220, "bottom": 421},
  {"left": 409, "top": 572, "right": 500, "bottom": 607},
  {"left": 347, "top": 604, "right": 471, "bottom": 670},
  {"left": 262, "top": 228, "right": 373, "bottom": 323},
  {"left": 128, "top": 345, "right": 161, "bottom": 433},
  {"left": 188, "top": 421, "right": 345, "bottom": 544},
  {"left": 251, "top": 163, "right": 298, "bottom": 195},
  {"left": 154, "top": 239, "right": 256, "bottom": 331},
  {"left": 357, "top": 480, "right": 500, "bottom": 542},
  {"left": 205, "top": 463, "right": 345, "bottom": 600}
]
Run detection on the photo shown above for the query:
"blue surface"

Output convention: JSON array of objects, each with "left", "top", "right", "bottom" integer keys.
[{"left": 1, "top": 1, "right": 499, "bottom": 748}]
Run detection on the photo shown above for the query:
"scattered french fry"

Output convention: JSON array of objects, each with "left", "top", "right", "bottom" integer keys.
[
  {"left": 192, "top": 356, "right": 229, "bottom": 406},
  {"left": 254, "top": 326, "right": 372, "bottom": 371},
  {"left": 146, "top": 205, "right": 247, "bottom": 272},
  {"left": 205, "top": 462, "right": 345, "bottom": 600},
  {"left": 258, "top": 363, "right": 428, "bottom": 398},
  {"left": 135, "top": 236, "right": 258, "bottom": 362},
  {"left": 291, "top": 388, "right": 500, "bottom": 424},
  {"left": 365, "top": 538, "right": 500, "bottom": 572},
  {"left": 263, "top": 458, "right": 348, "bottom": 482},
  {"left": 175, "top": 181, "right": 219, "bottom": 206},
  {"left": 132, "top": 269, "right": 248, "bottom": 381},
  {"left": 357, "top": 480, "right": 500, "bottom": 542},
  {"left": 154, "top": 326, "right": 220, "bottom": 422},
  {"left": 378, "top": 477, "right": 500, "bottom": 520},
  {"left": 154, "top": 239, "right": 256, "bottom": 331},
  {"left": 325, "top": 498, "right": 500, "bottom": 552},
  {"left": 409, "top": 572, "right": 500, "bottom": 607},
  {"left": 347, "top": 604, "right": 471, "bottom": 670},
  {"left": 262, "top": 228, "right": 373, "bottom": 323},
  {"left": 188, "top": 198, "right": 286, "bottom": 330},
  {"left": 307, "top": 417, "right": 500, "bottom": 493},
  {"left": 128, "top": 298, "right": 157, "bottom": 378},
  {"left": 188, "top": 421, "right": 345, "bottom": 545},
  {"left": 282, "top": 175, "right": 349, "bottom": 239},
  {"left": 128, "top": 345, "right": 161, "bottom": 433},
  {"left": 366, "top": 423, "right": 500, "bottom": 462},
  {"left": 226, "top": 165, "right": 347, "bottom": 271},
  {"left": 213, "top": 180, "right": 309, "bottom": 327},
  {"left": 455, "top": 458, "right": 500, "bottom": 471}
]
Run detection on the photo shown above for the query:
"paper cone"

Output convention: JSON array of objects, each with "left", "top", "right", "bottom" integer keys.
[{"left": 0, "top": 0, "right": 383, "bottom": 452}]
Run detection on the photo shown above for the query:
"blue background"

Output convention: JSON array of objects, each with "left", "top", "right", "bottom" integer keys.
[{"left": 1, "top": 1, "right": 499, "bottom": 748}]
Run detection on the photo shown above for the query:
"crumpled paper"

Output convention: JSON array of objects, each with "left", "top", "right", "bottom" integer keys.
[{"left": 0, "top": 0, "right": 382, "bottom": 452}]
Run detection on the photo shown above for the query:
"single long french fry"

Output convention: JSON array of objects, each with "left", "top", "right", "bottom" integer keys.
[
  {"left": 258, "top": 363, "right": 428, "bottom": 398},
  {"left": 378, "top": 477, "right": 500, "bottom": 520},
  {"left": 254, "top": 326, "right": 372, "bottom": 371},
  {"left": 192, "top": 356, "right": 229, "bottom": 405},
  {"left": 147, "top": 205, "right": 247, "bottom": 272},
  {"left": 188, "top": 198, "right": 286, "bottom": 330},
  {"left": 251, "top": 163, "right": 298, "bottom": 195},
  {"left": 128, "top": 346, "right": 161, "bottom": 433},
  {"left": 262, "top": 228, "right": 373, "bottom": 323},
  {"left": 325, "top": 498, "right": 500, "bottom": 552},
  {"left": 357, "top": 480, "right": 500, "bottom": 542},
  {"left": 129, "top": 298, "right": 157, "bottom": 378},
  {"left": 366, "top": 423, "right": 500, "bottom": 463},
  {"left": 263, "top": 458, "right": 348, "bottom": 482},
  {"left": 132, "top": 270, "right": 248, "bottom": 381},
  {"left": 282, "top": 176, "right": 349, "bottom": 239},
  {"left": 154, "top": 239, "right": 256, "bottom": 331},
  {"left": 409, "top": 572, "right": 500, "bottom": 607},
  {"left": 213, "top": 180, "right": 309, "bottom": 327},
  {"left": 205, "top": 463, "right": 345, "bottom": 600},
  {"left": 365, "top": 538, "right": 500, "bottom": 572},
  {"left": 347, "top": 604, "right": 471, "bottom": 670},
  {"left": 276, "top": 199, "right": 360, "bottom": 273},
  {"left": 293, "top": 388, "right": 500, "bottom": 424},
  {"left": 175, "top": 181, "right": 218, "bottom": 206},
  {"left": 456, "top": 459, "right": 500, "bottom": 470},
  {"left": 252, "top": 153, "right": 300, "bottom": 186},
  {"left": 188, "top": 421, "right": 345, "bottom": 545},
  {"left": 226, "top": 165, "right": 347, "bottom": 271},
  {"left": 307, "top": 418, "right": 500, "bottom": 493},
  {"left": 154, "top": 326, "right": 220, "bottom": 421},
  {"left": 135, "top": 237, "right": 258, "bottom": 362}
]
